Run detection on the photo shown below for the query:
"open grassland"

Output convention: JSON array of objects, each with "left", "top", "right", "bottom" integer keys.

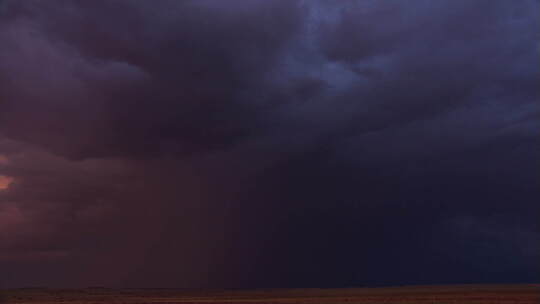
[{"left": 1, "top": 284, "right": 539, "bottom": 304}]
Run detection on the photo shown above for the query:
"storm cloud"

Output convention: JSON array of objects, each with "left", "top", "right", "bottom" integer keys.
[{"left": 0, "top": 0, "right": 538, "bottom": 288}]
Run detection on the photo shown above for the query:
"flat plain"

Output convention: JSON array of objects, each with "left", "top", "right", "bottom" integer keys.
[{"left": 1, "top": 284, "right": 539, "bottom": 304}]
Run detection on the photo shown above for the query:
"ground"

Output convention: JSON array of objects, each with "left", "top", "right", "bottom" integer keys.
[{"left": 1, "top": 284, "right": 539, "bottom": 303}]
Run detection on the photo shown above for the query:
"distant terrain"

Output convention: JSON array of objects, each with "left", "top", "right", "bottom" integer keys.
[{"left": 1, "top": 284, "right": 539, "bottom": 303}]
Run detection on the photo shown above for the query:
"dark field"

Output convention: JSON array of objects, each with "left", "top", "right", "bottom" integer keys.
[{"left": 1, "top": 284, "right": 538, "bottom": 304}]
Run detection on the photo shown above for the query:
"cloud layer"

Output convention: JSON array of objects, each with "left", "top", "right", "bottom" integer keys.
[{"left": 0, "top": 0, "right": 538, "bottom": 288}]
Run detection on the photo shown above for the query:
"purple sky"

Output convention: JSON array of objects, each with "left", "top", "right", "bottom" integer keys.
[{"left": 0, "top": 0, "right": 539, "bottom": 288}]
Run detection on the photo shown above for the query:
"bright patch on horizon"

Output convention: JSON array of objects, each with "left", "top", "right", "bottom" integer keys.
[
  {"left": 0, "top": 155, "right": 8, "bottom": 165},
  {"left": 0, "top": 175, "right": 14, "bottom": 190}
]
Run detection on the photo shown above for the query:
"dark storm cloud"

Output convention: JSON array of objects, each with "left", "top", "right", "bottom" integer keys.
[
  {"left": 0, "top": 0, "right": 304, "bottom": 159},
  {"left": 0, "top": 0, "right": 538, "bottom": 288},
  {"left": 239, "top": 0, "right": 539, "bottom": 286},
  {"left": 0, "top": 0, "right": 308, "bottom": 287}
]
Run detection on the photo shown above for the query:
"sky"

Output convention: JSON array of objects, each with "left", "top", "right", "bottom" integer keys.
[{"left": 0, "top": 0, "right": 538, "bottom": 289}]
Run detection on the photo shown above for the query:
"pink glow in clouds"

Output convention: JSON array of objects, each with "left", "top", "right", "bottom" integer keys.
[{"left": 0, "top": 175, "right": 13, "bottom": 190}]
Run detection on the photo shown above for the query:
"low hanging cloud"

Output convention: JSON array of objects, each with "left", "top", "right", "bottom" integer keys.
[
  {"left": 0, "top": 0, "right": 539, "bottom": 288},
  {"left": 0, "top": 0, "right": 304, "bottom": 159}
]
